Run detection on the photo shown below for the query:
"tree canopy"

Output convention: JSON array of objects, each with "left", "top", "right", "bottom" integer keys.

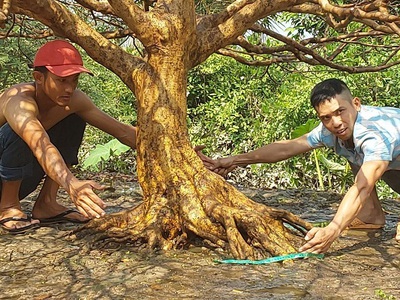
[{"left": 2, "top": 1, "right": 400, "bottom": 81}]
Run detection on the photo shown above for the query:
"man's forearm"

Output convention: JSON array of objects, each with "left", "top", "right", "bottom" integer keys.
[
  {"left": 331, "top": 184, "right": 366, "bottom": 232},
  {"left": 231, "top": 141, "right": 298, "bottom": 166},
  {"left": 36, "top": 145, "right": 77, "bottom": 191},
  {"left": 115, "top": 125, "right": 137, "bottom": 149}
]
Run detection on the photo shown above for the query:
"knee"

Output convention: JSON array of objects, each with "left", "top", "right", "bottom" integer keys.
[
  {"left": 381, "top": 170, "right": 400, "bottom": 194},
  {"left": 0, "top": 123, "right": 34, "bottom": 168},
  {"left": 0, "top": 123, "right": 30, "bottom": 151}
]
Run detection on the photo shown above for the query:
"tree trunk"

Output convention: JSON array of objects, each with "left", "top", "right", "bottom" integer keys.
[{"left": 82, "top": 51, "right": 312, "bottom": 260}]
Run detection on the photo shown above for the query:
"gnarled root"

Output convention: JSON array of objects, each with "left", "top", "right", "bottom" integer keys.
[
  {"left": 202, "top": 197, "right": 304, "bottom": 260},
  {"left": 75, "top": 172, "right": 312, "bottom": 259},
  {"left": 74, "top": 195, "right": 188, "bottom": 251}
]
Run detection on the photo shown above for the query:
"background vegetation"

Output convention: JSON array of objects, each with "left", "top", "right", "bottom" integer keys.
[{"left": 1, "top": 37, "right": 400, "bottom": 198}]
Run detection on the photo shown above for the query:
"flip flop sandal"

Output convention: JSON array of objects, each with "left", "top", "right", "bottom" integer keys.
[
  {"left": 36, "top": 209, "right": 90, "bottom": 225},
  {"left": 0, "top": 216, "right": 39, "bottom": 235},
  {"left": 347, "top": 217, "right": 384, "bottom": 230}
]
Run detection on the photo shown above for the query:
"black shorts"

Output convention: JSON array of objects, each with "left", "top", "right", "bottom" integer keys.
[
  {"left": 0, "top": 114, "right": 86, "bottom": 199},
  {"left": 350, "top": 162, "right": 400, "bottom": 194}
]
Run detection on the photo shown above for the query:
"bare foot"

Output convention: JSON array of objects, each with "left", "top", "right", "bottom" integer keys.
[
  {"left": 354, "top": 208, "right": 386, "bottom": 228},
  {"left": 396, "top": 222, "right": 400, "bottom": 242},
  {"left": 0, "top": 208, "right": 39, "bottom": 230}
]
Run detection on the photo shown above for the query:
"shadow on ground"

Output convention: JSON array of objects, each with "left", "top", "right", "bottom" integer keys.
[{"left": 0, "top": 174, "right": 399, "bottom": 300}]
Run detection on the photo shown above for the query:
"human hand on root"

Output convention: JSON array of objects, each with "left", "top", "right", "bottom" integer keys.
[{"left": 299, "top": 224, "right": 340, "bottom": 254}]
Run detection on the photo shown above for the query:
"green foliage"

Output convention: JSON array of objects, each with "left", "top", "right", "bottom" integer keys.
[
  {"left": 291, "top": 120, "right": 324, "bottom": 190},
  {"left": 291, "top": 119, "right": 319, "bottom": 138},
  {"left": 82, "top": 139, "right": 131, "bottom": 171},
  {"left": 77, "top": 57, "right": 136, "bottom": 173},
  {"left": 375, "top": 289, "right": 396, "bottom": 300},
  {"left": 188, "top": 55, "right": 315, "bottom": 156},
  {"left": 291, "top": 119, "right": 350, "bottom": 191},
  {"left": 279, "top": 12, "right": 327, "bottom": 39},
  {"left": 188, "top": 53, "right": 400, "bottom": 198},
  {"left": 0, "top": 39, "right": 39, "bottom": 89},
  {"left": 189, "top": 55, "right": 325, "bottom": 190},
  {"left": 188, "top": 55, "right": 279, "bottom": 154}
]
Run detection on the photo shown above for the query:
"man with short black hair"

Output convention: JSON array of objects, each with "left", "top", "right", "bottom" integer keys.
[
  {"left": 0, "top": 40, "right": 137, "bottom": 233},
  {"left": 201, "top": 78, "right": 400, "bottom": 253}
]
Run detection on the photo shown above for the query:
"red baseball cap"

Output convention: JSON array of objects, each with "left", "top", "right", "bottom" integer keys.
[{"left": 33, "top": 40, "right": 93, "bottom": 77}]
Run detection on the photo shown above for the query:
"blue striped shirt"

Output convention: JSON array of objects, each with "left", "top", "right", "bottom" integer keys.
[{"left": 307, "top": 105, "right": 400, "bottom": 170}]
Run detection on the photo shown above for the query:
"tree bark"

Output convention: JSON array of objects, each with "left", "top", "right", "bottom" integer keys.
[{"left": 82, "top": 25, "right": 312, "bottom": 259}]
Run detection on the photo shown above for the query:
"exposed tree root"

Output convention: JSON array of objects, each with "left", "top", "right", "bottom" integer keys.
[{"left": 74, "top": 170, "right": 313, "bottom": 260}]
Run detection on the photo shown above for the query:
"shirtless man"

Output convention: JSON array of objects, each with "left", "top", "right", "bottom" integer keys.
[
  {"left": 0, "top": 40, "right": 137, "bottom": 233},
  {"left": 201, "top": 78, "right": 400, "bottom": 253}
]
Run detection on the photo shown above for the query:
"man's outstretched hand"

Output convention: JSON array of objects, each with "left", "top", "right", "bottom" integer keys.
[
  {"left": 68, "top": 178, "right": 106, "bottom": 219},
  {"left": 299, "top": 224, "right": 341, "bottom": 254},
  {"left": 194, "top": 145, "right": 214, "bottom": 169},
  {"left": 194, "top": 145, "right": 238, "bottom": 177}
]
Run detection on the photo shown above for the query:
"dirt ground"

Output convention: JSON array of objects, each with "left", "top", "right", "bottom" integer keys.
[{"left": 0, "top": 173, "right": 399, "bottom": 300}]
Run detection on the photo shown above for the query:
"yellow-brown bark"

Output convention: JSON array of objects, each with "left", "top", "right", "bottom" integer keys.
[{"left": 84, "top": 163, "right": 312, "bottom": 259}]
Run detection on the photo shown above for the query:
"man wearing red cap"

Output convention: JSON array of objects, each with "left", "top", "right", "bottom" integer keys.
[{"left": 0, "top": 40, "right": 137, "bottom": 233}]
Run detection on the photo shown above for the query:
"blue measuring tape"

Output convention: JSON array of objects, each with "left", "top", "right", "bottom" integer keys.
[{"left": 215, "top": 252, "right": 324, "bottom": 265}]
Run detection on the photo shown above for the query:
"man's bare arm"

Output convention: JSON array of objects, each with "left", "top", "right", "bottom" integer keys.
[
  {"left": 331, "top": 160, "right": 388, "bottom": 231},
  {"left": 299, "top": 160, "right": 389, "bottom": 253},
  {"left": 73, "top": 91, "right": 137, "bottom": 149},
  {"left": 4, "top": 96, "right": 106, "bottom": 218},
  {"left": 208, "top": 135, "right": 313, "bottom": 176}
]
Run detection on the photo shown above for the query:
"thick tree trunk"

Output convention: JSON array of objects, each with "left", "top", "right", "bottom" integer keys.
[{"left": 82, "top": 51, "right": 312, "bottom": 259}]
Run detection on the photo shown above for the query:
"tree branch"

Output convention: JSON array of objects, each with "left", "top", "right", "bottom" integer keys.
[
  {"left": 107, "top": 0, "right": 159, "bottom": 46},
  {"left": 317, "top": 0, "right": 400, "bottom": 23},
  {"left": 220, "top": 21, "right": 400, "bottom": 73},
  {"left": 205, "top": 0, "right": 257, "bottom": 28},
  {"left": 9, "top": 0, "right": 144, "bottom": 89},
  {"left": 217, "top": 47, "right": 297, "bottom": 66},
  {"left": 195, "top": 0, "right": 307, "bottom": 66},
  {"left": 74, "top": 0, "right": 114, "bottom": 15},
  {"left": 219, "top": 43, "right": 400, "bottom": 73}
]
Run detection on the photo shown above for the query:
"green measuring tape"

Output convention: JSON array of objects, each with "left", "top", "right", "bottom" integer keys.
[
  {"left": 215, "top": 252, "right": 324, "bottom": 265},
  {"left": 312, "top": 221, "right": 329, "bottom": 228}
]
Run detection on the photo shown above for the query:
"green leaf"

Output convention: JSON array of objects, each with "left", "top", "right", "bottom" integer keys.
[
  {"left": 318, "top": 154, "right": 346, "bottom": 171},
  {"left": 291, "top": 119, "right": 319, "bottom": 139},
  {"left": 82, "top": 139, "right": 130, "bottom": 170},
  {"left": 105, "top": 139, "right": 130, "bottom": 155}
]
